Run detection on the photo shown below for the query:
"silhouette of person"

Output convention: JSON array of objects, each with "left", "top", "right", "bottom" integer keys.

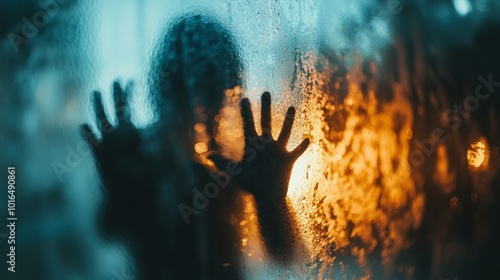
[
  {"left": 83, "top": 12, "right": 246, "bottom": 280},
  {"left": 83, "top": 11, "right": 310, "bottom": 280},
  {"left": 153, "top": 11, "right": 310, "bottom": 269},
  {"left": 151, "top": 12, "right": 259, "bottom": 279}
]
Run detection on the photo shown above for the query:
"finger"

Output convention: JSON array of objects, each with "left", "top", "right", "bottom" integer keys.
[
  {"left": 260, "top": 92, "right": 272, "bottom": 138},
  {"left": 241, "top": 98, "right": 257, "bottom": 139},
  {"left": 277, "top": 107, "right": 296, "bottom": 145},
  {"left": 289, "top": 138, "right": 310, "bottom": 160},
  {"left": 113, "top": 81, "right": 131, "bottom": 125},
  {"left": 81, "top": 124, "right": 99, "bottom": 148},
  {"left": 93, "top": 91, "right": 108, "bottom": 132}
]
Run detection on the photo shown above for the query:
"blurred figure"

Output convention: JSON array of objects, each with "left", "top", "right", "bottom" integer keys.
[
  {"left": 85, "top": 10, "right": 309, "bottom": 280},
  {"left": 150, "top": 12, "right": 246, "bottom": 280},
  {"left": 84, "top": 12, "right": 246, "bottom": 279},
  {"left": 152, "top": 11, "right": 309, "bottom": 270}
]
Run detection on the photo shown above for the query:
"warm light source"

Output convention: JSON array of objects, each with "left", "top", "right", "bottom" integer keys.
[
  {"left": 194, "top": 142, "right": 208, "bottom": 154},
  {"left": 218, "top": 57, "right": 420, "bottom": 277},
  {"left": 467, "top": 137, "right": 490, "bottom": 170}
]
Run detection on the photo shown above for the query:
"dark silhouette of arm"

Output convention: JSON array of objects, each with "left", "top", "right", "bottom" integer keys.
[
  {"left": 211, "top": 92, "right": 309, "bottom": 262},
  {"left": 81, "top": 81, "right": 171, "bottom": 279},
  {"left": 81, "top": 82, "right": 150, "bottom": 236},
  {"left": 254, "top": 195, "right": 301, "bottom": 262}
]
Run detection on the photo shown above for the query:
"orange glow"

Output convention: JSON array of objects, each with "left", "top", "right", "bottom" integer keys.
[
  {"left": 194, "top": 142, "right": 208, "bottom": 154},
  {"left": 193, "top": 106, "right": 212, "bottom": 165},
  {"left": 450, "top": 196, "right": 460, "bottom": 210},
  {"left": 434, "top": 144, "right": 456, "bottom": 194},
  {"left": 284, "top": 55, "right": 420, "bottom": 274},
  {"left": 194, "top": 123, "right": 206, "bottom": 133},
  {"left": 406, "top": 129, "right": 413, "bottom": 139},
  {"left": 217, "top": 54, "right": 420, "bottom": 278},
  {"left": 215, "top": 86, "right": 245, "bottom": 161},
  {"left": 239, "top": 194, "right": 265, "bottom": 265},
  {"left": 467, "top": 137, "right": 489, "bottom": 170}
]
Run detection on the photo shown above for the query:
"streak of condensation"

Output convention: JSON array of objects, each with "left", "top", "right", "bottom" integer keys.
[{"left": 215, "top": 53, "right": 423, "bottom": 278}]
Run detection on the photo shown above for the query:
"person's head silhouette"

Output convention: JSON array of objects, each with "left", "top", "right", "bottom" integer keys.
[{"left": 151, "top": 12, "right": 244, "bottom": 161}]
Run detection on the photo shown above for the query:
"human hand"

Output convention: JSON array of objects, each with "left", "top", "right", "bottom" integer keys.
[
  {"left": 211, "top": 92, "right": 309, "bottom": 204},
  {"left": 81, "top": 81, "right": 149, "bottom": 236}
]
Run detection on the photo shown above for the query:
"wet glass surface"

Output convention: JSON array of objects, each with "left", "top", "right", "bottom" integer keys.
[{"left": 1, "top": 0, "right": 500, "bottom": 279}]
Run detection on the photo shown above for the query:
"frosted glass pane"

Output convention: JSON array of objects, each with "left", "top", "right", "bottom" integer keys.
[{"left": 1, "top": 0, "right": 500, "bottom": 279}]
